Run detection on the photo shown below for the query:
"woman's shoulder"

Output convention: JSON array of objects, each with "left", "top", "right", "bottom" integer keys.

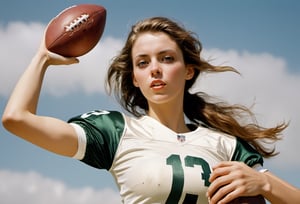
[{"left": 195, "top": 126, "right": 263, "bottom": 166}]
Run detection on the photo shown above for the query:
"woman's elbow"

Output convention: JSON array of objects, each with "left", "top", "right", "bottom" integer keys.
[{"left": 2, "top": 109, "right": 24, "bottom": 133}]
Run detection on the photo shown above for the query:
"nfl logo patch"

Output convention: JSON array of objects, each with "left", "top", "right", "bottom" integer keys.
[{"left": 177, "top": 135, "right": 186, "bottom": 142}]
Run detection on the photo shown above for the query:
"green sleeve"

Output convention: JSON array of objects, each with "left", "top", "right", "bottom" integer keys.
[
  {"left": 68, "top": 110, "right": 125, "bottom": 170},
  {"left": 231, "top": 137, "right": 264, "bottom": 167}
]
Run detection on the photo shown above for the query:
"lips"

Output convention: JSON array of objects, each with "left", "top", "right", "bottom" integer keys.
[{"left": 150, "top": 80, "right": 166, "bottom": 89}]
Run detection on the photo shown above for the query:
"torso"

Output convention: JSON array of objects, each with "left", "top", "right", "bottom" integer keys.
[
  {"left": 69, "top": 110, "right": 262, "bottom": 204},
  {"left": 111, "top": 115, "right": 235, "bottom": 204}
]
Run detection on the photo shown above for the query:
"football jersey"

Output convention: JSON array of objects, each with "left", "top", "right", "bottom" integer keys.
[{"left": 68, "top": 110, "right": 263, "bottom": 204}]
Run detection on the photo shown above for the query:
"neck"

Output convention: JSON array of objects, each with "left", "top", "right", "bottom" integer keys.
[{"left": 147, "top": 102, "right": 190, "bottom": 133}]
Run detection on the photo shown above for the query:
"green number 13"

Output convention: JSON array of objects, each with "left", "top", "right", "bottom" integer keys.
[{"left": 166, "top": 154, "right": 211, "bottom": 204}]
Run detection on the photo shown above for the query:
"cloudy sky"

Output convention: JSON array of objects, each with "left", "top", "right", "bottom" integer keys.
[{"left": 1, "top": 0, "right": 299, "bottom": 203}]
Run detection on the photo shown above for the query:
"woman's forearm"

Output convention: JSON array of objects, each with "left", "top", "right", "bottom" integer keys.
[
  {"left": 262, "top": 171, "right": 300, "bottom": 204},
  {"left": 4, "top": 52, "right": 48, "bottom": 117},
  {"left": 2, "top": 43, "right": 79, "bottom": 157}
]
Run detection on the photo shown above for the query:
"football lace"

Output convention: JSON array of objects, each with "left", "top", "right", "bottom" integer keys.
[{"left": 65, "top": 14, "right": 89, "bottom": 32}]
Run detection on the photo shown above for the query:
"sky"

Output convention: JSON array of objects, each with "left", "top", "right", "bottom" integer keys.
[{"left": 1, "top": 0, "right": 300, "bottom": 203}]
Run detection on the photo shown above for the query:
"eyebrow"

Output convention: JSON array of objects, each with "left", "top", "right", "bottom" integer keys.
[{"left": 133, "top": 49, "right": 176, "bottom": 59}]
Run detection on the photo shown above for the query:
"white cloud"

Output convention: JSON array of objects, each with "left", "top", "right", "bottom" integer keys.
[
  {"left": 195, "top": 49, "right": 300, "bottom": 170},
  {"left": 0, "top": 21, "right": 43, "bottom": 96},
  {"left": 0, "top": 169, "right": 121, "bottom": 204},
  {"left": 0, "top": 21, "right": 123, "bottom": 96},
  {"left": 44, "top": 36, "right": 124, "bottom": 96}
]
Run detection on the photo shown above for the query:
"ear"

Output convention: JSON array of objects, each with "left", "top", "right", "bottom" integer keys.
[{"left": 185, "top": 65, "right": 194, "bottom": 80}]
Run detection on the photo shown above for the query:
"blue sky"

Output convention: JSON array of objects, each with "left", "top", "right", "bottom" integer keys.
[{"left": 1, "top": 0, "right": 300, "bottom": 203}]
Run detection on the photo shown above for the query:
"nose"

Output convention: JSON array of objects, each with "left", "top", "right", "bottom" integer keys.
[{"left": 151, "top": 61, "right": 162, "bottom": 78}]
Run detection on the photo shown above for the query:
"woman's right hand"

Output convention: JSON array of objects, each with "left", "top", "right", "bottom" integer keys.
[
  {"left": 45, "top": 50, "right": 79, "bottom": 66},
  {"left": 37, "top": 28, "right": 79, "bottom": 67},
  {"left": 36, "top": 20, "right": 79, "bottom": 67}
]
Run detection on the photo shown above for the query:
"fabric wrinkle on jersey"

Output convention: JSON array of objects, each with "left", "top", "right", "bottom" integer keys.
[{"left": 68, "top": 110, "right": 263, "bottom": 204}]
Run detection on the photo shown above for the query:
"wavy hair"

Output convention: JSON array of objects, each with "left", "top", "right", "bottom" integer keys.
[{"left": 106, "top": 17, "right": 287, "bottom": 157}]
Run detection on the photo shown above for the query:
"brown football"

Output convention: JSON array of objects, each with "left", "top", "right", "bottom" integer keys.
[
  {"left": 45, "top": 4, "right": 106, "bottom": 57},
  {"left": 228, "top": 195, "right": 266, "bottom": 204}
]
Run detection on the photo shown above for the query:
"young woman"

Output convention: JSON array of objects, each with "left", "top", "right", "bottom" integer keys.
[{"left": 2, "top": 16, "right": 299, "bottom": 204}]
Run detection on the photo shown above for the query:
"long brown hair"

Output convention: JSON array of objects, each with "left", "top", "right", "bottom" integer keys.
[{"left": 106, "top": 16, "right": 287, "bottom": 157}]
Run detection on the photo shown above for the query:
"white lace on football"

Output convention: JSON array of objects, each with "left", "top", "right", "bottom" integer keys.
[{"left": 65, "top": 14, "right": 89, "bottom": 32}]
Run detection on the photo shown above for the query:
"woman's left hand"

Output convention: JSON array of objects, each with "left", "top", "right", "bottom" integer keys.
[{"left": 206, "top": 161, "right": 268, "bottom": 204}]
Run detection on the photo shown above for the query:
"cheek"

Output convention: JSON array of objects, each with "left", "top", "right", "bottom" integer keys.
[
  {"left": 169, "top": 66, "right": 187, "bottom": 82},
  {"left": 132, "top": 69, "right": 144, "bottom": 87}
]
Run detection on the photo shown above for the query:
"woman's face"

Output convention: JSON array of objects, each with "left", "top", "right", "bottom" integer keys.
[{"left": 132, "top": 32, "right": 194, "bottom": 106}]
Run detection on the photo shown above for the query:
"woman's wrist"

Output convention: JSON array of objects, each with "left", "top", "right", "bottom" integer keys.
[{"left": 259, "top": 171, "right": 272, "bottom": 199}]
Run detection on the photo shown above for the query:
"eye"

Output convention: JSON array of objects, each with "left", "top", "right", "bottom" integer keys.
[
  {"left": 161, "top": 55, "right": 175, "bottom": 63},
  {"left": 136, "top": 59, "right": 149, "bottom": 68}
]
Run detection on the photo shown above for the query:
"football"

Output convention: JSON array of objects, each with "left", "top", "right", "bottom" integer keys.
[
  {"left": 228, "top": 195, "right": 266, "bottom": 204},
  {"left": 45, "top": 4, "right": 106, "bottom": 57}
]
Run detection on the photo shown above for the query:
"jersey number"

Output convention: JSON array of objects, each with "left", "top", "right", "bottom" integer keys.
[{"left": 166, "top": 154, "right": 211, "bottom": 204}]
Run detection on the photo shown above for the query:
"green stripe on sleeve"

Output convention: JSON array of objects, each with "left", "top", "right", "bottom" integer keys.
[{"left": 231, "top": 137, "right": 263, "bottom": 167}]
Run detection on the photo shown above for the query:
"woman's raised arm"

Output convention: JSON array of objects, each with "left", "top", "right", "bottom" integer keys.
[{"left": 2, "top": 32, "right": 80, "bottom": 157}]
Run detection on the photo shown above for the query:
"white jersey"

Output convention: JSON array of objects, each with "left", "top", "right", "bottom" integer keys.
[{"left": 68, "top": 110, "right": 263, "bottom": 204}]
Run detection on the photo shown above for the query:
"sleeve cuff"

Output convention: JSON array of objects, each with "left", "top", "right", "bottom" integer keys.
[
  {"left": 252, "top": 163, "right": 269, "bottom": 173},
  {"left": 69, "top": 123, "right": 87, "bottom": 160}
]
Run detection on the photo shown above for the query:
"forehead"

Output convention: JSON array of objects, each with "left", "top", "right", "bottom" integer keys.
[{"left": 132, "top": 32, "right": 179, "bottom": 56}]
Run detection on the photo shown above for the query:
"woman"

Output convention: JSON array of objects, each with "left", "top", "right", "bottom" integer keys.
[{"left": 2, "top": 16, "right": 299, "bottom": 204}]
